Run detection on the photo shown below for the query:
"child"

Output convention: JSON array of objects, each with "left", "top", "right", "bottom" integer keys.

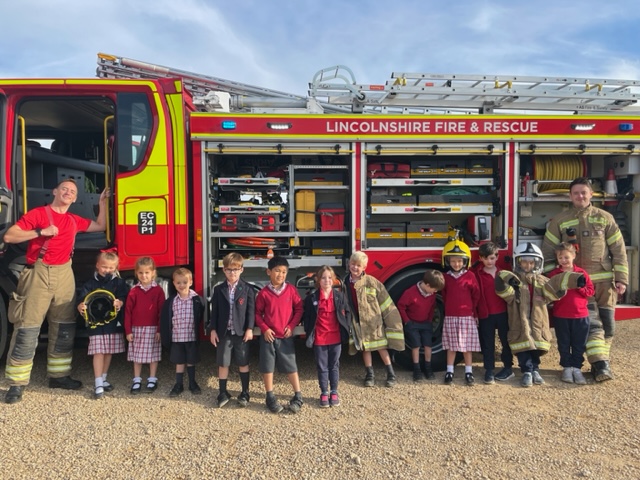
[
  {"left": 77, "top": 251, "right": 129, "bottom": 399},
  {"left": 495, "top": 242, "right": 586, "bottom": 387},
  {"left": 209, "top": 253, "right": 255, "bottom": 408},
  {"left": 255, "top": 256, "right": 304, "bottom": 413},
  {"left": 343, "top": 251, "right": 404, "bottom": 388},
  {"left": 124, "top": 256, "right": 165, "bottom": 394},
  {"left": 160, "top": 268, "right": 205, "bottom": 397},
  {"left": 441, "top": 237, "right": 481, "bottom": 386},
  {"left": 548, "top": 242, "right": 594, "bottom": 385},
  {"left": 472, "top": 242, "right": 513, "bottom": 384},
  {"left": 303, "top": 266, "right": 352, "bottom": 408},
  {"left": 397, "top": 269, "right": 445, "bottom": 382}
]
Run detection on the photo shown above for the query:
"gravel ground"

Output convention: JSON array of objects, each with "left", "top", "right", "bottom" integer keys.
[{"left": 1, "top": 320, "right": 640, "bottom": 480}]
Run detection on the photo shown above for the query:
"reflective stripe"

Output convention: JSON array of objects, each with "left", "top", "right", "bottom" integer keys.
[
  {"left": 586, "top": 339, "right": 609, "bottom": 356},
  {"left": 510, "top": 340, "right": 530, "bottom": 351},
  {"left": 6, "top": 363, "right": 33, "bottom": 382},
  {"left": 588, "top": 216, "right": 607, "bottom": 226},
  {"left": 589, "top": 272, "right": 614, "bottom": 282},
  {"left": 386, "top": 331, "right": 404, "bottom": 341},
  {"left": 379, "top": 296, "right": 392, "bottom": 312},
  {"left": 606, "top": 230, "right": 622, "bottom": 245},
  {"left": 560, "top": 272, "right": 570, "bottom": 291},
  {"left": 543, "top": 263, "right": 555, "bottom": 273},
  {"left": 365, "top": 287, "right": 377, "bottom": 296},
  {"left": 613, "top": 264, "right": 629, "bottom": 274},
  {"left": 544, "top": 230, "right": 561, "bottom": 245},
  {"left": 47, "top": 357, "right": 72, "bottom": 374},
  {"left": 534, "top": 340, "right": 550, "bottom": 350},
  {"left": 496, "top": 286, "right": 513, "bottom": 299},
  {"left": 542, "top": 288, "right": 559, "bottom": 301},
  {"left": 558, "top": 219, "right": 579, "bottom": 230},
  {"left": 363, "top": 338, "right": 389, "bottom": 350}
]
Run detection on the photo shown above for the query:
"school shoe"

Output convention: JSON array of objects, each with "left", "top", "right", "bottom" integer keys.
[
  {"left": 146, "top": 380, "right": 158, "bottom": 393},
  {"left": 363, "top": 368, "right": 375, "bottom": 387},
  {"left": 102, "top": 381, "right": 114, "bottom": 392},
  {"left": 49, "top": 376, "right": 82, "bottom": 390},
  {"left": 329, "top": 392, "right": 340, "bottom": 407},
  {"left": 413, "top": 369, "right": 423, "bottom": 382},
  {"left": 494, "top": 367, "right": 515, "bottom": 381},
  {"left": 169, "top": 384, "right": 184, "bottom": 397},
  {"left": 5, "top": 386, "right": 24, "bottom": 404},
  {"left": 532, "top": 371, "right": 545, "bottom": 385},
  {"left": 130, "top": 382, "right": 142, "bottom": 395},
  {"left": 422, "top": 363, "right": 436, "bottom": 380},
  {"left": 94, "top": 387, "right": 104, "bottom": 400},
  {"left": 189, "top": 383, "right": 202, "bottom": 395},
  {"left": 444, "top": 372, "right": 454, "bottom": 385},
  {"left": 289, "top": 394, "right": 304, "bottom": 413},
  {"left": 465, "top": 372, "right": 475, "bottom": 386},
  {"left": 237, "top": 392, "right": 250, "bottom": 408},
  {"left": 217, "top": 391, "right": 231, "bottom": 408},
  {"left": 266, "top": 395, "right": 283, "bottom": 414},
  {"left": 573, "top": 368, "right": 587, "bottom": 385},
  {"left": 561, "top": 367, "right": 574, "bottom": 383},
  {"left": 484, "top": 370, "right": 495, "bottom": 384},
  {"left": 319, "top": 393, "right": 330, "bottom": 408},
  {"left": 521, "top": 372, "right": 533, "bottom": 387}
]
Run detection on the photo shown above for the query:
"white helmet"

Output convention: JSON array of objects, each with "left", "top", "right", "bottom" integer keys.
[{"left": 513, "top": 242, "right": 544, "bottom": 273}]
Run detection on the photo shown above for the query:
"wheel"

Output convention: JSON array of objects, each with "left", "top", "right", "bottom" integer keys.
[{"left": 385, "top": 268, "right": 449, "bottom": 372}]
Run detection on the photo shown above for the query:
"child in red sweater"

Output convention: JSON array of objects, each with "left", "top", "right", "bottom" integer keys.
[
  {"left": 441, "top": 238, "right": 481, "bottom": 386},
  {"left": 548, "top": 242, "right": 595, "bottom": 385},
  {"left": 124, "top": 256, "right": 165, "bottom": 394},
  {"left": 255, "top": 256, "right": 304, "bottom": 413},
  {"left": 397, "top": 269, "right": 445, "bottom": 381},
  {"left": 473, "top": 242, "right": 513, "bottom": 384}
]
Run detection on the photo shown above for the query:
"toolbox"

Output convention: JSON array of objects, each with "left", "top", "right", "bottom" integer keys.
[
  {"left": 366, "top": 223, "right": 406, "bottom": 247},
  {"left": 437, "top": 158, "right": 466, "bottom": 177},
  {"left": 418, "top": 194, "right": 493, "bottom": 205},
  {"left": 311, "top": 238, "right": 345, "bottom": 256},
  {"left": 406, "top": 221, "right": 450, "bottom": 247},
  {"left": 295, "top": 190, "right": 316, "bottom": 231},
  {"left": 465, "top": 156, "right": 494, "bottom": 176},
  {"left": 220, "top": 215, "right": 278, "bottom": 232},
  {"left": 295, "top": 172, "right": 344, "bottom": 185},
  {"left": 410, "top": 159, "right": 439, "bottom": 177},
  {"left": 318, "top": 203, "right": 345, "bottom": 231}
]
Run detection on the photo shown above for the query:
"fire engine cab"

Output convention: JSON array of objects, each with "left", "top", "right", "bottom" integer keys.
[{"left": 0, "top": 54, "right": 639, "bottom": 362}]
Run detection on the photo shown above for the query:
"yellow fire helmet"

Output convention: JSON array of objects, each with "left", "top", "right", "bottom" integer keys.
[
  {"left": 441, "top": 237, "right": 472, "bottom": 268},
  {"left": 83, "top": 289, "right": 118, "bottom": 328}
]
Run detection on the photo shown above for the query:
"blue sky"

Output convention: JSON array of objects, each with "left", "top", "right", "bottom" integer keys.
[{"left": 1, "top": 0, "right": 640, "bottom": 97}]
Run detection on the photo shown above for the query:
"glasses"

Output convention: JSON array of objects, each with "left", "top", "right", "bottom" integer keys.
[{"left": 224, "top": 268, "right": 243, "bottom": 273}]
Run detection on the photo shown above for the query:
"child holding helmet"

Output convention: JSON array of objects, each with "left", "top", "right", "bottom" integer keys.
[
  {"left": 495, "top": 242, "right": 587, "bottom": 387},
  {"left": 77, "top": 251, "right": 129, "bottom": 399},
  {"left": 441, "top": 235, "right": 481, "bottom": 386}
]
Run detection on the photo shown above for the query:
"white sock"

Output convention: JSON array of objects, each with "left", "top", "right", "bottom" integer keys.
[
  {"left": 465, "top": 366, "right": 473, "bottom": 374},
  {"left": 95, "top": 377, "right": 104, "bottom": 388},
  {"left": 446, "top": 365, "right": 454, "bottom": 373},
  {"left": 132, "top": 376, "right": 142, "bottom": 388},
  {"left": 102, "top": 373, "right": 108, "bottom": 381},
  {"left": 147, "top": 376, "right": 158, "bottom": 384}
]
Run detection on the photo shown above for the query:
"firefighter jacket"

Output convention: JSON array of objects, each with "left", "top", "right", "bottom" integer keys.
[
  {"left": 542, "top": 204, "right": 628, "bottom": 286},
  {"left": 342, "top": 273, "right": 404, "bottom": 354},
  {"left": 495, "top": 270, "right": 584, "bottom": 354}
]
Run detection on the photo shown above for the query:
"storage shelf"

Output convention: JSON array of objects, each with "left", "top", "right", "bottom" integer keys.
[
  {"left": 370, "top": 177, "right": 494, "bottom": 187},
  {"left": 217, "top": 256, "right": 344, "bottom": 269},
  {"left": 293, "top": 185, "right": 349, "bottom": 190},
  {"left": 370, "top": 204, "right": 493, "bottom": 214},
  {"left": 211, "top": 231, "right": 349, "bottom": 238}
]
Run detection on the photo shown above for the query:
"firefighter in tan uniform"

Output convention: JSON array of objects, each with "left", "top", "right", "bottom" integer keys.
[{"left": 541, "top": 177, "right": 627, "bottom": 382}]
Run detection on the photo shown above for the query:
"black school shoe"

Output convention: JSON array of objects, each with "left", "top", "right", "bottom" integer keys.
[
  {"left": 465, "top": 372, "right": 476, "bottom": 386},
  {"left": 266, "top": 395, "right": 283, "bottom": 414},
  {"left": 444, "top": 372, "right": 454, "bottom": 385},
  {"left": 237, "top": 392, "right": 250, "bottom": 408},
  {"left": 217, "top": 391, "right": 231, "bottom": 408},
  {"left": 49, "top": 376, "right": 82, "bottom": 390},
  {"left": 189, "top": 383, "right": 202, "bottom": 395},
  {"left": 169, "top": 383, "right": 184, "bottom": 397},
  {"left": 5, "top": 386, "right": 24, "bottom": 404}
]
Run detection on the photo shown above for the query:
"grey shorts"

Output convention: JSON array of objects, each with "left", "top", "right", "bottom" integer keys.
[
  {"left": 259, "top": 336, "right": 298, "bottom": 374},
  {"left": 216, "top": 331, "right": 251, "bottom": 367},
  {"left": 404, "top": 321, "right": 433, "bottom": 349}
]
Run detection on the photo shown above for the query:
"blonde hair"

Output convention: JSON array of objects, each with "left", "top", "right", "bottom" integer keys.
[
  {"left": 173, "top": 267, "right": 193, "bottom": 281},
  {"left": 349, "top": 251, "right": 368, "bottom": 266},
  {"left": 222, "top": 252, "right": 244, "bottom": 269},
  {"left": 316, "top": 265, "right": 336, "bottom": 282}
]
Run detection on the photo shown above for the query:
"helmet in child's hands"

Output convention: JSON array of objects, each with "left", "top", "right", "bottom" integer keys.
[
  {"left": 442, "top": 237, "right": 472, "bottom": 268},
  {"left": 83, "top": 289, "right": 118, "bottom": 328},
  {"left": 513, "top": 242, "right": 544, "bottom": 274}
]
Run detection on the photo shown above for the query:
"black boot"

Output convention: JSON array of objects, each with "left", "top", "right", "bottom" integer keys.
[
  {"left": 49, "top": 376, "right": 82, "bottom": 390},
  {"left": 385, "top": 364, "right": 396, "bottom": 388},
  {"left": 5, "top": 386, "right": 24, "bottom": 404},
  {"left": 423, "top": 361, "right": 435, "bottom": 380},
  {"left": 413, "top": 363, "right": 422, "bottom": 382},
  {"left": 593, "top": 360, "right": 614, "bottom": 382},
  {"left": 363, "top": 367, "right": 375, "bottom": 387}
]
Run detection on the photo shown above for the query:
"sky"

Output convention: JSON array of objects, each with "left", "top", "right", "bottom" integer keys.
[{"left": 1, "top": 0, "right": 640, "bottom": 99}]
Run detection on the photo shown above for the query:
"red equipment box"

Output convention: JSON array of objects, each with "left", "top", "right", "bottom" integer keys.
[{"left": 318, "top": 203, "right": 345, "bottom": 231}]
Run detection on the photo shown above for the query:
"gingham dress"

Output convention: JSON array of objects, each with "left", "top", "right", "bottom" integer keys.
[
  {"left": 127, "top": 325, "right": 162, "bottom": 363},
  {"left": 442, "top": 315, "right": 481, "bottom": 352},
  {"left": 88, "top": 333, "right": 126, "bottom": 355}
]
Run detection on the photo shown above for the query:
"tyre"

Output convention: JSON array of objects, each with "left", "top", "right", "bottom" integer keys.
[{"left": 385, "top": 268, "right": 449, "bottom": 372}]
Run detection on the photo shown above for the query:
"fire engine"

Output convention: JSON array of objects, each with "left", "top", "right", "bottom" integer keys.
[{"left": 1, "top": 54, "right": 639, "bottom": 367}]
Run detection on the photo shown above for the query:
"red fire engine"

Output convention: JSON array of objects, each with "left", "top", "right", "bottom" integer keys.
[{"left": 0, "top": 54, "right": 639, "bottom": 365}]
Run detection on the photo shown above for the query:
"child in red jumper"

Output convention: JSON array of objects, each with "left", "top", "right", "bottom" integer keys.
[
  {"left": 124, "top": 256, "right": 165, "bottom": 394},
  {"left": 255, "top": 256, "right": 304, "bottom": 413},
  {"left": 473, "top": 242, "right": 513, "bottom": 384},
  {"left": 441, "top": 238, "right": 481, "bottom": 386},
  {"left": 397, "top": 269, "right": 445, "bottom": 382},
  {"left": 548, "top": 242, "right": 595, "bottom": 385}
]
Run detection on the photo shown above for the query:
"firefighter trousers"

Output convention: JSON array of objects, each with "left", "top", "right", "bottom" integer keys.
[
  {"left": 584, "top": 281, "right": 617, "bottom": 365},
  {"left": 5, "top": 260, "right": 77, "bottom": 386}
]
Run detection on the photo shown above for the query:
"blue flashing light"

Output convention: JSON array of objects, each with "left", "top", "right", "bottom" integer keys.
[
  {"left": 619, "top": 123, "right": 634, "bottom": 132},
  {"left": 221, "top": 120, "right": 237, "bottom": 130}
]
